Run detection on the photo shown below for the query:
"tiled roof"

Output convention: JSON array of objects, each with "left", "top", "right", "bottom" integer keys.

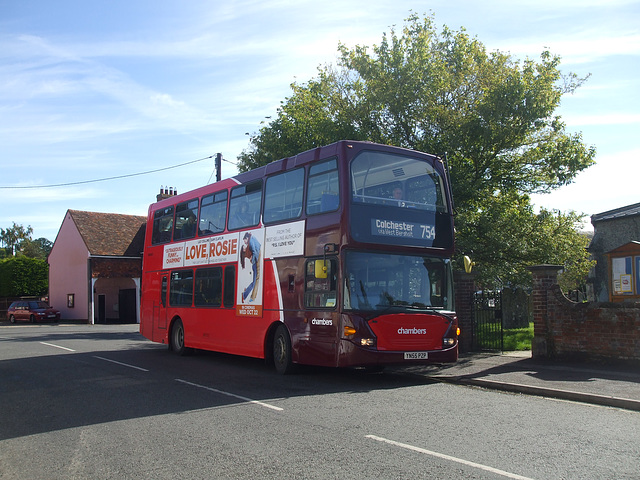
[
  {"left": 591, "top": 202, "right": 640, "bottom": 223},
  {"left": 68, "top": 210, "right": 146, "bottom": 257}
]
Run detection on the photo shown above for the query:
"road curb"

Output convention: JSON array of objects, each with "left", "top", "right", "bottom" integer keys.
[{"left": 430, "top": 375, "right": 640, "bottom": 412}]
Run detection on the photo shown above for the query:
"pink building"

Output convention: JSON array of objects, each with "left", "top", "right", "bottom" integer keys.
[{"left": 48, "top": 210, "right": 146, "bottom": 324}]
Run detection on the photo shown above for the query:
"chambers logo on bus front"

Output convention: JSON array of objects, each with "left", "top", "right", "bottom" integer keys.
[
  {"left": 311, "top": 318, "right": 333, "bottom": 326},
  {"left": 397, "top": 327, "right": 427, "bottom": 335}
]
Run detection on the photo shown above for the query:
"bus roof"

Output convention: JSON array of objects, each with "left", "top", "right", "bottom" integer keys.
[{"left": 150, "top": 140, "right": 442, "bottom": 212}]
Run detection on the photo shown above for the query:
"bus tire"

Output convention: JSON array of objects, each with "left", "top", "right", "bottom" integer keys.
[
  {"left": 273, "top": 324, "right": 295, "bottom": 375},
  {"left": 170, "top": 319, "right": 191, "bottom": 356}
]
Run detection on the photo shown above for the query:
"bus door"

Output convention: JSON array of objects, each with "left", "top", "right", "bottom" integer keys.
[
  {"left": 298, "top": 257, "right": 339, "bottom": 365},
  {"left": 153, "top": 274, "right": 168, "bottom": 334}
]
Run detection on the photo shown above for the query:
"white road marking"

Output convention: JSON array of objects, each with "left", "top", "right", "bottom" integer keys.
[
  {"left": 93, "top": 356, "right": 149, "bottom": 372},
  {"left": 175, "top": 379, "right": 283, "bottom": 411},
  {"left": 365, "top": 435, "right": 535, "bottom": 480},
  {"left": 39, "top": 341, "right": 75, "bottom": 352}
]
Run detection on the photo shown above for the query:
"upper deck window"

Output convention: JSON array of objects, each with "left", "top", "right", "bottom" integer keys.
[
  {"left": 228, "top": 180, "right": 262, "bottom": 231},
  {"left": 264, "top": 168, "right": 304, "bottom": 223},
  {"left": 151, "top": 206, "right": 174, "bottom": 245},
  {"left": 199, "top": 190, "right": 227, "bottom": 236},
  {"left": 173, "top": 199, "right": 199, "bottom": 241},
  {"left": 350, "top": 151, "right": 447, "bottom": 213},
  {"left": 306, "top": 158, "right": 339, "bottom": 215}
]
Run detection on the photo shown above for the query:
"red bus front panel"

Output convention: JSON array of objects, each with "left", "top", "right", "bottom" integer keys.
[{"left": 369, "top": 313, "right": 453, "bottom": 351}]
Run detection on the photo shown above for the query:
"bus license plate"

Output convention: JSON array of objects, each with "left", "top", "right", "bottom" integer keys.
[{"left": 404, "top": 352, "right": 428, "bottom": 360}]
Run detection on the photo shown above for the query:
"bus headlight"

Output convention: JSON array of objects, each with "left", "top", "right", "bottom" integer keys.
[
  {"left": 360, "top": 338, "right": 375, "bottom": 347},
  {"left": 442, "top": 337, "right": 456, "bottom": 347}
]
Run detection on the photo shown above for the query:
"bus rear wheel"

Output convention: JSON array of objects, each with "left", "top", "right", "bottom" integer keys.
[
  {"left": 170, "top": 319, "right": 191, "bottom": 356},
  {"left": 273, "top": 324, "right": 295, "bottom": 375}
]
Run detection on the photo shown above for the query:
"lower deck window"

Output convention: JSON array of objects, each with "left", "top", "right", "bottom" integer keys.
[
  {"left": 195, "top": 267, "right": 222, "bottom": 307},
  {"left": 169, "top": 270, "right": 194, "bottom": 306},
  {"left": 223, "top": 266, "right": 236, "bottom": 308}
]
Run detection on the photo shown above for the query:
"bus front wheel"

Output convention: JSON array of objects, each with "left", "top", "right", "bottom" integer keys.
[
  {"left": 170, "top": 319, "right": 191, "bottom": 356},
  {"left": 273, "top": 324, "right": 295, "bottom": 375}
]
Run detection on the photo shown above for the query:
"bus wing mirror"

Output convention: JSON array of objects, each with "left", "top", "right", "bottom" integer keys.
[{"left": 315, "top": 259, "right": 328, "bottom": 279}]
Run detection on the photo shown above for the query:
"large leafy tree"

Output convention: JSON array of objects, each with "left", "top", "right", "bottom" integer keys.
[
  {"left": 0, "top": 222, "right": 34, "bottom": 257},
  {"left": 238, "top": 13, "right": 596, "bottom": 288},
  {"left": 0, "top": 223, "right": 52, "bottom": 259},
  {"left": 21, "top": 238, "right": 54, "bottom": 260}
]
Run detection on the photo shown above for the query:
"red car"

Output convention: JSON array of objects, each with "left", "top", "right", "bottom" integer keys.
[{"left": 7, "top": 300, "right": 60, "bottom": 323}]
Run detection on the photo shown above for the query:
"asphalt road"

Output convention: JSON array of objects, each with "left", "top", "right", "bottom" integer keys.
[{"left": 1, "top": 324, "right": 638, "bottom": 479}]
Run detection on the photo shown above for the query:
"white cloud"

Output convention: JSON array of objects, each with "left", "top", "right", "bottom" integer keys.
[{"left": 532, "top": 147, "right": 640, "bottom": 222}]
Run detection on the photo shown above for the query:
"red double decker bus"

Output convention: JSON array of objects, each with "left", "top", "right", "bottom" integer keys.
[{"left": 140, "top": 140, "right": 458, "bottom": 373}]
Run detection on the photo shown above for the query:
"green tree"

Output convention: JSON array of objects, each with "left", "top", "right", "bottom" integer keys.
[
  {"left": 455, "top": 192, "right": 594, "bottom": 288},
  {"left": 0, "top": 222, "right": 34, "bottom": 256},
  {"left": 21, "top": 238, "right": 53, "bottom": 259},
  {"left": 238, "top": 13, "right": 596, "bottom": 288}
]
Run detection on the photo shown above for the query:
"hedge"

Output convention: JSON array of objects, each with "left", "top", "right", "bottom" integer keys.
[{"left": 0, "top": 256, "right": 48, "bottom": 297}]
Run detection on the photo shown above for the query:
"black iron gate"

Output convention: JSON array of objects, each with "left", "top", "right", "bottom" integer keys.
[{"left": 472, "top": 291, "right": 503, "bottom": 351}]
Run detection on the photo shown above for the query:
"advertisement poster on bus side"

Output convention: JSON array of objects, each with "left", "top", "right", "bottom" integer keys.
[
  {"left": 264, "top": 220, "right": 305, "bottom": 258},
  {"left": 163, "top": 242, "right": 185, "bottom": 269},
  {"left": 236, "top": 228, "right": 265, "bottom": 318},
  {"left": 184, "top": 233, "right": 239, "bottom": 266},
  {"left": 163, "top": 233, "right": 240, "bottom": 269}
]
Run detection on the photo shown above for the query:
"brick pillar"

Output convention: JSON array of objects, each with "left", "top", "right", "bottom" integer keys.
[
  {"left": 528, "top": 265, "right": 563, "bottom": 359},
  {"left": 454, "top": 270, "right": 476, "bottom": 353}
]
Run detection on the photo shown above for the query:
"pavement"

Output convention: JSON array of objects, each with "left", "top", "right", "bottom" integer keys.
[{"left": 415, "top": 351, "right": 640, "bottom": 411}]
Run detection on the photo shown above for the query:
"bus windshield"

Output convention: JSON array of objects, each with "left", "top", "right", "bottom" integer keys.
[
  {"left": 344, "top": 251, "right": 453, "bottom": 312},
  {"left": 350, "top": 150, "right": 447, "bottom": 212}
]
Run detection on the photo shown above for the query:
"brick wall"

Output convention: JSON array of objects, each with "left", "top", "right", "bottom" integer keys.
[
  {"left": 90, "top": 257, "right": 142, "bottom": 278},
  {"left": 454, "top": 271, "right": 476, "bottom": 353},
  {"left": 530, "top": 265, "right": 640, "bottom": 361}
]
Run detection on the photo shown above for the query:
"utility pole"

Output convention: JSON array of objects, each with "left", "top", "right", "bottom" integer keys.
[{"left": 215, "top": 153, "right": 222, "bottom": 182}]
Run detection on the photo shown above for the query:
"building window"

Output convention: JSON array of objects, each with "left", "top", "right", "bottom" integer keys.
[{"left": 67, "top": 294, "right": 75, "bottom": 308}]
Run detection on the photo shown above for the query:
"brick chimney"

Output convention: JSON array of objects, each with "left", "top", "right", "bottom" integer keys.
[{"left": 156, "top": 186, "right": 178, "bottom": 202}]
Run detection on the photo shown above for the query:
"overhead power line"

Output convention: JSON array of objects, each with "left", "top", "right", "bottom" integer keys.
[{"left": 0, "top": 155, "right": 215, "bottom": 189}]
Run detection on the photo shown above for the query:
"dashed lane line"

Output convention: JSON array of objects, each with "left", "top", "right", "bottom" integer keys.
[
  {"left": 93, "top": 356, "right": 149, "bottom": 372},
  {"left": 365, "top": 434, "right": 535, "bottom": 480},
  {"left": 39, "top": 341, "right": 75, "bottom": 352},
  {"left": 175, "top": 378, "right": 284, "bottom": 412}
]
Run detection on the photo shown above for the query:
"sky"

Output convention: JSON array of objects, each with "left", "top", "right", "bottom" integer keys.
[{"left": 1, "top": 0, "right": 639, "bottom": 242}]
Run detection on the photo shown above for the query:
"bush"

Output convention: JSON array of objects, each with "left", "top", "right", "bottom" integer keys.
[{"left": 0, "top": 256, "right": 48, "bottom": 296}]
